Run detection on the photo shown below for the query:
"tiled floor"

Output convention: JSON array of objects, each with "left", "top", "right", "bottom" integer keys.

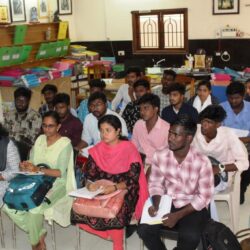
[{"left": 1, "top": 187, "right": 250, "bottom": 250}]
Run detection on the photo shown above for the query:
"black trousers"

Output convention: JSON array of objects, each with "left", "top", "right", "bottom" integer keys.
[
  {"left": 240, "top": 155, "right": 250, "bottom": 195},
  {"left": 137, "top": 206, "right": 209, "bottom": 250}
]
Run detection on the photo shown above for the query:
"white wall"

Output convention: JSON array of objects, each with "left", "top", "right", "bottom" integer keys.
[
  {"left": 0, "top": 0, "right": 77, "bottom": 41},
  {"left": 74, "top": 0, "right": 250, "bottom": 41}
]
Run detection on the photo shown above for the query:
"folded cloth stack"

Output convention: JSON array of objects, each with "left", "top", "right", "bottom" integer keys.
[{"left": 21, "top": 74, "right": 40, "bottom": 88}]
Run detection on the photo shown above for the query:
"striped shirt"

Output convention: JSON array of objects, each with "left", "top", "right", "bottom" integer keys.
[{"left": 149, "top": 146, "right": 214, "bottom": 211}]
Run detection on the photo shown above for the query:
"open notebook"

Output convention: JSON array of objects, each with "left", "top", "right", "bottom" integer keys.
[{"left": 140, "top": 195, "right": 172, "bottom": 225}]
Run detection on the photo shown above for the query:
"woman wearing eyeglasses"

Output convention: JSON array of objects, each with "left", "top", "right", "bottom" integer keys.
[{"left": 4, "top": 111, "right": 76, "bottom": 250}]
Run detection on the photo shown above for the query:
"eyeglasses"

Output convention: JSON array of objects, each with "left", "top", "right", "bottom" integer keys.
[{"left": 42, "top": 124, "right": 57, "bottom": 129}]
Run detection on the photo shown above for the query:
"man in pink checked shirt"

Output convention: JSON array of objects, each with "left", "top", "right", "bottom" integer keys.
[{"left": 138, "top": 115, "right": 214, "bottom": 250}]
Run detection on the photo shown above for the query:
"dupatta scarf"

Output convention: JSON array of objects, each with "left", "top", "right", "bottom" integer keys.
[{"left": 89, "top": 140, "right": 148, "bottom": 220}]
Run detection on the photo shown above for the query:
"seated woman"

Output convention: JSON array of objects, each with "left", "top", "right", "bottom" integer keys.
[
  {"left": 71, "top": 114, "right": 148, "bottom": 250},
  {"left": 4, "top": 111, "right": 75, "bottom": 250},
  {"left": 0, "top": 123, "right": 20, "bottom": 207},
  {"left": 188, "top": 80, "right": 219, "bottom": 113}
]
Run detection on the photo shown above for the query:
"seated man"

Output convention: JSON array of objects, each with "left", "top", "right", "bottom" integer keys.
[
  {"left": 39, "top": 83, "right": 77, "bottom": 117},
  {"left": 77, "top": 79, "right": 111, "bottom": 123},
  {"left": 132, "top": 93, "right": 170, "bottom": 170},
  {"left": 220, "top": 82, "right": 250, "bottom": 203},
  {"left": 192, "top": 105, "right": 248, "bottom": 193},
  {"left": 111, "top": 67, "right": 141, "bottom": 114},
  {"left": 39, "top": 84, "right": 58, "bottom": 116},
  {"left": 76, "top": 92, "right": 128, "bottom": 150},
  {"left": 162, "top": 82, "right": 198, "bottom": 124},
  {"left": 152, "top": 69, "right": 176, "bottom": 114},
  {"left": 54, "top": 93, "right": 83, "bottom": 147},
  {"left": 138, "top": 116, "right": 214, "bottom": 250},
  {"left": 122, "top": 79, "right": 150, "bottom": 134},
  {"left": 4, "top": 87, "right": 42, "bottom": 160}
]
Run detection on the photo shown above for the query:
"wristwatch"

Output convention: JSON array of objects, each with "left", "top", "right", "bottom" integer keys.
[{"left": 218, "top": 163, "right": 225, "bottom": 173}]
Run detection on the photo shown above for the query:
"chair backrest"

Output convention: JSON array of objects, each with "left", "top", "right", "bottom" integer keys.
[{"left": 87, "top": 64, "right": 109, "bottom": 80}]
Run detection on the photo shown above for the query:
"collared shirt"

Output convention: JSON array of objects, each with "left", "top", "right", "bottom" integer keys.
[
  {"left": 220, "top": 100, "right": 250, "bottom": 132},
  {"left": 81, "top": 109, "right": 128, "bottom": 146},
  {"left": 77, "top": 99, "right": 111, "bottom": 124},
  {"left": 149, "top": 146, "right": 214, "bottom": 211},
  {"left": 4, "top": 109, "right": 42, "bottom": 148},
  {"left": 152, "top": 86, "right": 170, "bottom": 114},
  {"left": 59, "top": 113, "right": 83, "bottom": 147},
  {"left": 122, "top": 100, "right": 140, "bottom": 134},
  {"left": 132, "top": 117, "right": 170, "bottom": 165},
  {"left": 192, "top": 125, "right": 248, "bottom": 172},
  {"left": 111, "top": 84, "right": 136, "bottom": 114},
  {"left": 161, "top": 103, "right": 199, "bottom": 124}
]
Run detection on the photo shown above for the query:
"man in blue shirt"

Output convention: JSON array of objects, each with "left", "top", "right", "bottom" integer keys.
[
  {"left": 220, "top": 81, "right": 250, "bottom": 204},
  {"left": 161, "top": 82, "right": 198, "bottom": 124}
]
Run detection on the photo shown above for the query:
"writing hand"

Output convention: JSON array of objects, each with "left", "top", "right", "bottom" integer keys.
[{"left": 148, "top": 206, "right": 158, "bottom": 217}]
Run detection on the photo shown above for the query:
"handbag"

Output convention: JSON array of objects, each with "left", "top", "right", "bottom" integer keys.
[
  {"left": 72, "top": 179, "right": 127, "bottom": 219},
  {"left": 236, "top": 228, "right": 250, "bottom": 250},
  {"left": 3, "top": 163, "right": 56, "bottom": 211}
]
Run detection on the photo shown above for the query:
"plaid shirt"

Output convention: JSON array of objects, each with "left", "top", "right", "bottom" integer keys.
[
  {"left": 149, "top": 146, "right": 214, "bottom": 211},
  {"left": 4, "top": 109, "right": 42, "bottom": 148},
  {"left": 152, "top": 86, "right": 170, "bottom": 114}
]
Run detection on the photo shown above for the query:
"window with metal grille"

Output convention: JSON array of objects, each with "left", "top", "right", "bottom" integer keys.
[{"left": 131, "top": 8, "right": 188, "bottom": 54}]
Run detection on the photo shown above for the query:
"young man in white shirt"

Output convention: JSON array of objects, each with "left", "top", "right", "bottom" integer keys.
[
  {"left": 76, "top": 92, "right": 128, "bottom": 150},
  {"left": 111, "top": 67, "right": 141, "bottom": 114}
]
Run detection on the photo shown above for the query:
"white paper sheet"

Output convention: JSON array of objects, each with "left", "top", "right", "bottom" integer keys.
[
  {"left": 68, "top": 187, "right": 103, "bottom": 199},
  {"left": 140, "top": 195, "right": 172, "bottom": 225},
  {"left": 231, "top": 128, "right": 249, "bottom": 137},
  {"left": 14, "top": 171, "right": 44, "bottom": 175}
]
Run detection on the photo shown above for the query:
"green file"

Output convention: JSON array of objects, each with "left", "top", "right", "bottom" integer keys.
[
  {"left": 10, "top": 46, "right": 23, "bottom": 65},
  {"left": 61, "top": 39, "right": 70, "bottom": 56},
  {"left": 20, "top": 45, "right": 32, "bottom": 63},
  {"left": 0, "top": 47, "right": 12, "bottom": 67},
  {"left": 36, "top": 43, "right": 49, "bottom": 59},
  {"left": 14, "top": 25, "right": 28, "bottom": 45}
]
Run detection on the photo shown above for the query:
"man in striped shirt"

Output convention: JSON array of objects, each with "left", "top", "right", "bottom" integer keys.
[{"left": 138, "top": 115, "right": 214, "bottom": 250}]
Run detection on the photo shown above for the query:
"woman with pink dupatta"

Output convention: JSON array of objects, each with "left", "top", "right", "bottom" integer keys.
[{"left": 71, "top": 114, "right": 148, "bottom": 250}]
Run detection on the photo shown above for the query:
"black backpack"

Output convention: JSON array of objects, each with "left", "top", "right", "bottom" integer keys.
[{"left": 202, "top": 219, "right": 242, "bottom": 250}]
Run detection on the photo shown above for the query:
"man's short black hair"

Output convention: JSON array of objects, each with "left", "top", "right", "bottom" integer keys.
[
  {"left": 163, "top": 69, "right": 177, "bottom": 80},
  {"left": 167, "top": 82, "right": 186, "bottom": 95},
  {"left": 14, "top": 87, "right": 32, "bottom": 100},
  {"left": 226, "top": 81, "right": 245, "bottom": 97},
  {"left": 126, "top": 67, "right": 141, "bottom": 77},
  {"left": 53, "top": 93, "right": 70, "bottom": 106},
  {"left": 41, "top": 84, "right": 58, "bottom": 94},
  {"left": 199, "top": 105, "right": 227, "bottom": 123},
  {"left": 89, "top": 79, "right": 106, "bottom": 90},
  {"left": 133, "top": 79, "right": 150, "bottom": 90},
  {"left": 88, "top": 92, "right": 107, "bottom": 107},
  {"left": 138, "top": 93, "right": 160, "bottom": 109},
  {"left": 171, "top": 114, "right": 197, "bottom": 136}
]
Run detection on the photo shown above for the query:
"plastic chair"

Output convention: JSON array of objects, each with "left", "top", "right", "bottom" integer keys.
[{"left": 214, "top": 171, "right": 241, "bottom": 233}]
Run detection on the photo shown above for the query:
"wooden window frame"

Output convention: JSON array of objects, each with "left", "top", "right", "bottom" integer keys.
[{"left": 131, "top": 8, "right": 188, "bottom": 55}]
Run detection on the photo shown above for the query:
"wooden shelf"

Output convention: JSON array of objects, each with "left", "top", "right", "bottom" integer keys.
[{"left": 0, "top": 22, "right": 69, "bottom": 70}]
